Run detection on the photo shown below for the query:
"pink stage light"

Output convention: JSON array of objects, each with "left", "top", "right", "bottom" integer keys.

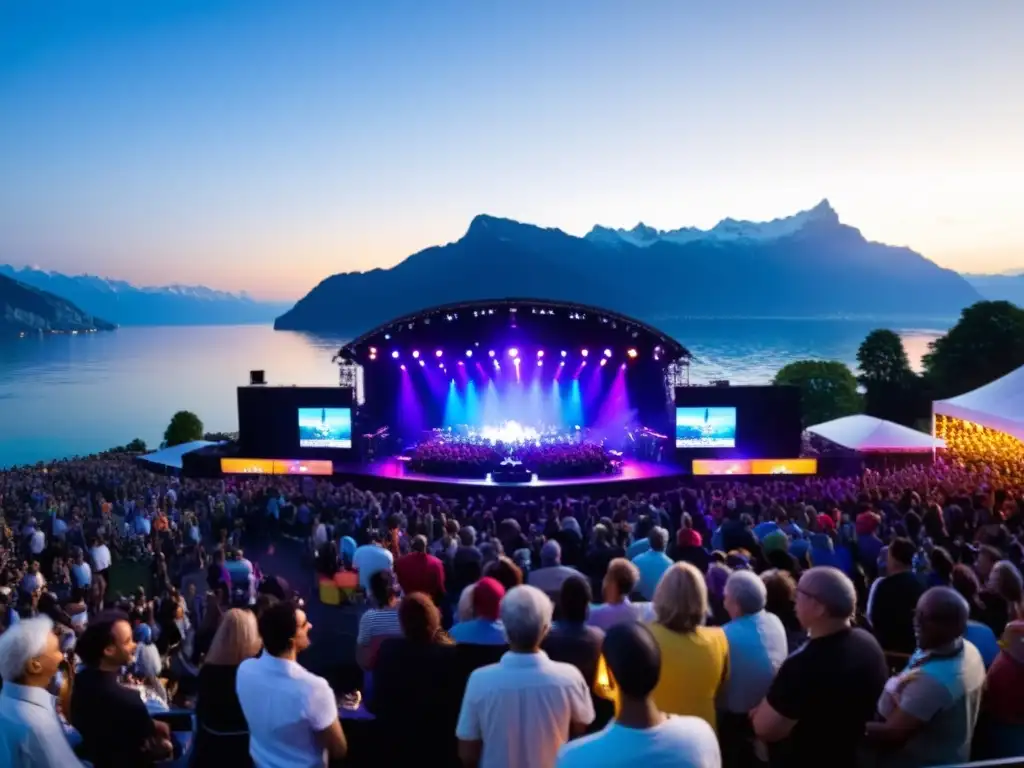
[
  {"left": 418, "top": 359, "right": 425, "bottom": 367},
  {"left": 600, "top": 358, "right": 607, "bottom": 366},
  {"left": 581, "top": 349, "right": 589, "bottom": 358},
  {"left": 391, "top": 350, "right": 399, "bottom": 359},
  {"left": 488, "top": 350, "right": 496, "bottom": 358},
  {"left": 603, "top": 348, "right": 612, "bottom": 358},
  {"left": 536, "top": 350, "right": 544, "bottom": 358},
  {"left": 537, "top": 359, "right": 543, "bottom": 367},
  {"left": 435, "top": 349, "right": 443, "bottom": 358},
  {"left": 412, "top": 350, "right": 420, "bottom": 359},
  {"left": 400, "top": 364, "right": 406, "bottom": 370},
  {"left": 508, "top": 347, "right": 518, "bottom": 358}
]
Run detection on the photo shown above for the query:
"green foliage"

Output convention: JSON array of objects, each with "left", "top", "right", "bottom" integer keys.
[
  {"left": 163, "top": 410, "right": 204, "bottom": 447},
  {"left": 857, "top": 329, "right": 925, "bottom": 426},
  {"left": 773, "top": 360, "right": 862, "bottom": 427},
  {"left": 125, "top": 438, "right": 147, "bottom": 452},
  {"left": 923, "top": 301, "right": 1024, "bottom": 398}
]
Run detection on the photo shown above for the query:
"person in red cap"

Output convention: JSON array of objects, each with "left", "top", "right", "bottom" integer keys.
[{"left": 449, "top": 577, "right": 507, "bottom": 646}]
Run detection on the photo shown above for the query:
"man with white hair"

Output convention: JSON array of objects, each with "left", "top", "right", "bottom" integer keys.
[
  {"left": 718, "top": 570, "right": 788, "bottom": 767},
  {"left": 457, "top": 585, "right": 594, "bottom": 768},
  {"left": 528, "top": 540, "right": 584, "bottom": 604},
  {"left": 0, "top": 616, "right": 84, "bottom": 767}
]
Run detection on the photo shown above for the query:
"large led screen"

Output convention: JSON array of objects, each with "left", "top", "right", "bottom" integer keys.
[
  {"left": 675, "top": 407, "right": 737, "bottom": 448},
  {"left": 297, "top": 407, "right": 353, "bottom": 449}
]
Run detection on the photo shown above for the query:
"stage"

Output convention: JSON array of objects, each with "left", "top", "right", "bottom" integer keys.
[{"left": 329, "top": 456, "right": 685, "bottom": 495}]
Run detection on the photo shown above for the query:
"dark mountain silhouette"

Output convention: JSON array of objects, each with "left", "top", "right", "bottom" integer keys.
[
  {"left": 0, "top": 272, "right": 114, "bottom": 335},
  {"left": 274, "top": 202, "right": 982, "bottom": 334},
  {"left": 0, "top": 265, "right": 289, "bottom": 326}
]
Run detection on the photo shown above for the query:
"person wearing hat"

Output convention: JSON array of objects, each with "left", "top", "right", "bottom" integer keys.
[{"left": 449, "top": 577, "right": 507, "bottom": 646}]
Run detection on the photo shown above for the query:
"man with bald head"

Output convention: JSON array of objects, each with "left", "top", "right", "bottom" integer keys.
[
  {"left": 866, "top": 586, "right": 986, "bottom": 766},
  {"left": 751, "top": 567, "right": 888, "bottom": 768}
]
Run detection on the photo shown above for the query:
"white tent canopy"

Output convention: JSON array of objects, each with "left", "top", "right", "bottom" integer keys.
[
  {"left": 933, "top": 364, "right": 1024, "bottom": 442},
  {"left": 806, "top": 415, "right": 945, "bottom": 453},
  {"left": 138, "top": 440, "right": 217, "bottom": 471}
]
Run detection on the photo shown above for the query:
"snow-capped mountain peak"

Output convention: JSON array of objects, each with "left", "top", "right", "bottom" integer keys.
[{"left": 585, "top": 199, "right": 841, "bottom": 248}]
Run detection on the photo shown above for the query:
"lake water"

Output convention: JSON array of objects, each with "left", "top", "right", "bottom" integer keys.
[{"left": 0, "top": 319, "right": 947, "bottom": 468}]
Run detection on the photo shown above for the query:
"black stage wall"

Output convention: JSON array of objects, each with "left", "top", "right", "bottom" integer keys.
[
  {"left": 674, "top": 385, "right": 802, "bottom": 461},
  {"left": 238, "top": 386, "right": 356, "bottom": 460}
]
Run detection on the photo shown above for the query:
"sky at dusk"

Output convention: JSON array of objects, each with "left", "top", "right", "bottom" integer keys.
[{"left": 1, "top": 1, "right": 1021, "bottom": 300}]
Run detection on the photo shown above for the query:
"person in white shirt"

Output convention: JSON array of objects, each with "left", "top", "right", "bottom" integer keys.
[
  {"left": 88, "top": 539, "right": 112, "bottom": 576},
  {"left": 69, "top": 549, "right": 92, "bottom": 590},
  {"left": 28, "top": 526, "right": 46, "bottom": 557},
  {"left": 236, "top": 601, "right": 346, "bottom": 767},
  {"left": 457, "top": 584, "right": 594, "bottom": 768},
  {"left": 718, "top": 570, "right": 788, "bottom": 766},
  {"left": 0, "top": 616, "right": 85, "bottom": 767},
  {"left": 351, "top": 532, "right": 394, "bottom": 592},
  {"left": 557, "top": 622, "right": 720, "bottom": 768}
]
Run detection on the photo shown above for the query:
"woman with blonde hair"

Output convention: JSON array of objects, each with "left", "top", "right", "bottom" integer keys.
[
  {"left": 192, "top": 608, "right": 262, "bottom": 767},
  {"left": 646, "top": 561, "right": 729, "bottom": 730}
]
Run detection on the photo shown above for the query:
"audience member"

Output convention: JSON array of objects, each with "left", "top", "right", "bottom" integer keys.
[
  {"left": 71, "top": 611, "right": 174, "bottom": 768},
  {"left": 867, "top": 537, "right": 924, "bottom": 655},
  {"left": 0, "top": 616, "right": 83, "bottom": 767},
  {"left": 236, "top": 601, "right": 347, "bottom": 767},
  {"left": 542, "top": 575, "right": 605, "bottom": 688},
  {"left": 192, "top": 608, "right": 262, "bottom": 767},
  {"left": 556, "top": 622, "right": 721, "bottom": 768},
  {"left": 456, "top": 585, "right": 594, "bottom": 768},
  {"left": 752, "top": 567, "right": 888, "bottom": 768},
  {"left": 866, "top": 586, "right": 986, "bottom": 766},
  {"left": 647, "top": 562, "right": 729, "bottom": 730}
]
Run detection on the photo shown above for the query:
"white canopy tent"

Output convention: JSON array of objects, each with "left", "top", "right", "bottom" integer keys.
[
  {"left": 806, "top": 414, "right": 945, "bottom": 453},
  {"left": 933, "top": 364, "right": 1024, "bottom": 442},
  {"left": 137, "top": 440, "right": 217, "bottom": 472}
]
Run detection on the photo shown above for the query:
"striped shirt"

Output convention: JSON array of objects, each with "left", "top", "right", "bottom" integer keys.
[{"left": 356, "top": 606, "right": 403, "bottom": 646}]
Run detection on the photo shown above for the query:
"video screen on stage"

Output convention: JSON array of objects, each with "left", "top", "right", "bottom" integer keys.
[
  {"left": 675, "top": 407, "right": 737, "bottom": 448},
  {"left": 297, "top": 408, "right": 352, "bottom": 449}
]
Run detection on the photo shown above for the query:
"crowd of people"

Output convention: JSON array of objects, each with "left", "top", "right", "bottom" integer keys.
[
  {"left": 0, "top": 440, "right": 1022, "bottom": 766},
  {"left": 409, "top": 437, "right": 616, "bottom": 478}
]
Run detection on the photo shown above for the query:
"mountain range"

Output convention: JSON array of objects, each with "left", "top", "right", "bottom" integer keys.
[
  {"left": 274, "top": 200, "right": 984, "bottom": 333},
  {"left": 961, "top": 273, "right": 1024, "bottom": 306},
  {"left": 0, "top": 265, "right": 289, "bottom": 326},
  {"left": 1, "top": 273, "right": 114, "bottom": 335}
]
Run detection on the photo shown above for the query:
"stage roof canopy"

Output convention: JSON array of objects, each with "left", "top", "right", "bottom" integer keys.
[
  {"left": 933, "top": 364, "right": 1024, "bottom": 441},
  {"left": 336, "top": 298, "right": 691, "bottom": 365},
  {"left": 806, "top": 415, "right": 945, "bottom": 453},
  {"left": 138, "top": 440, "right": 219, "bottom": 471}
]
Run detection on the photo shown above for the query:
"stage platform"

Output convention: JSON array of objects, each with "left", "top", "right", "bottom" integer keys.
[{"left": 330, "top": 457, "right": 686, "bottom": 495}]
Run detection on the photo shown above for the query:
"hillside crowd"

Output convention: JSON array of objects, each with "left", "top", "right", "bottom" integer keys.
[{"left": 0, "top": 447, "right": 1022, "bottom": 767}]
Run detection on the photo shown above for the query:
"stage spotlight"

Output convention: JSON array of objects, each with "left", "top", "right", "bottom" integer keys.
[
  {"left": 391, "top": 350, "right": 399, "bottom": 359},
  {"left": 513, "top": 356, "right": 520, "bottom": 365},
  {"left": 435, "top": 349, "right": 443, "bottom": 358},
  {"left": 627, "top": 348, "right": 638, "bottom": 358},
  {"left": 620, "top": 363, "right": 627, "bottom": 370},
  {"left": 418, "top": 359, "right": 425, "bottom": 367},
  {"left": 536, "top": 350, "right": 544, "bottom": 358},
  {"left": 400, "top": 364, "right": 406, "bottom": 370},
  {"left": 465, "top": 349, "right": 473, "bottom": 358},
  {"left": 488, "top": 350, "right": 496, "bottom": 358},
  {"left": 369, "top": 354, "right": 377, "bottom": 361},
  {"left": 369, "top": 347, "right": 377, "bottom": 355},
  {"left": 537, "top": 359, "right": 543, "bottom": 367},
  {"left": 412, "top": 350, "right": 420, "bottom": 359},
  {"left": 559, "top": 360, "right": 565, "bottom": 367},
  {"left": 603, "top": 348, "right": 612, "bottom": 358},
  {"left": 560, "top": 350, "right": 567, "bottom": 358},
  {"left": 457, "top": 360, "right": 464, "bottom": 366},
  {"left": 581, "top": 349, "right": 589, "bottom": 358},
  {"left": 600, "top": 358, "right": 608, "bottom": 366},
  {"left": 581, "top": 360, "right": 588, "bottom": 367},
  {"left": 508, "top": 347, "right": 518, "bottom": 358}
]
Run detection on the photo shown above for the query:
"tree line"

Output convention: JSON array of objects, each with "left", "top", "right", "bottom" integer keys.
[{"left": 774, "top": 300, "right": 1024, "bottom": 428}]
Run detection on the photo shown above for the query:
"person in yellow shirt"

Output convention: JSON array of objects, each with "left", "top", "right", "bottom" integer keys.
[{"left": 646, "top": 561, "right": 729, "bottom": 730}]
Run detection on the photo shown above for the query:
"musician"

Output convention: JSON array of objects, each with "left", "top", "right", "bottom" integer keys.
[{"left": 0, "top": 616, "right": 83, "bottom": 767}]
